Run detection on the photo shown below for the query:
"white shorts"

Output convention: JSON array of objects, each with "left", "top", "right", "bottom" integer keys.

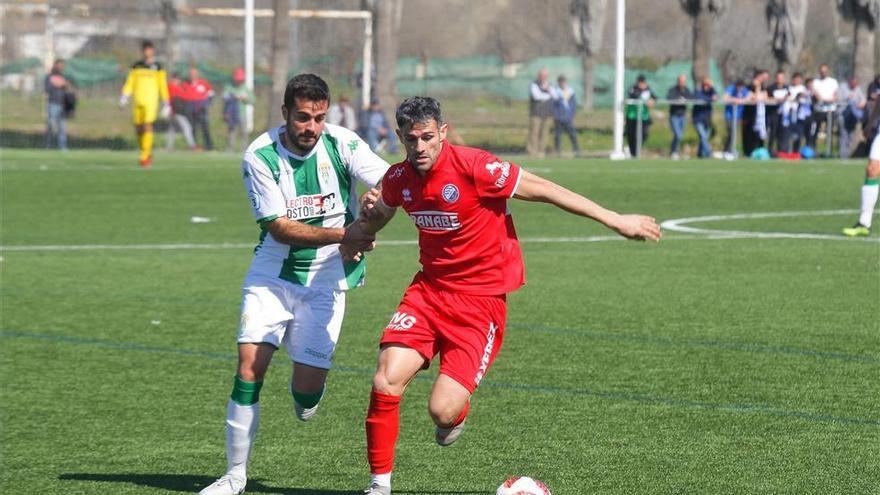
[
  {"left": 871, "top": 135, "right": 880, "bottom": 162},
  {"left": 237, "top": 273, "right": 346, "bottom": 369}
]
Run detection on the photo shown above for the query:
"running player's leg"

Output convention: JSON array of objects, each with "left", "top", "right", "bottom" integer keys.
[
  {"left": 284, "top": 286, "right": 345, "bottom": 421},
  {"left": 844, "top": 135, "right": 880, "bottom": 236},
  {"left": 366, "top": 344, "right": 426, "bottom": 493},
  {"left": 430, "top": 291, "right": 506, "bottom": 446},
  {"left": 366, "top": 280, "right": 437, "bottom": 493},
  {"left": 140, "top": 104, "right": 158, "bottom": 165},
  {"left": 201, "top": 280, "right": 291, "bottom": 495}
]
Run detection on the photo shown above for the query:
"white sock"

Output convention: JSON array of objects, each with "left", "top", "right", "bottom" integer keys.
[
  {"left": 225, "top": 400, "right": 259, "bottom": 480},
  {"left": 860, "top": 184, "right": 879, "bottom": 228},
  {"left": 371, "top": 472, "right": 392, "bottom": 487}
]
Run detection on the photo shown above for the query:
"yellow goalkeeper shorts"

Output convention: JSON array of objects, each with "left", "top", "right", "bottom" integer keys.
[{"left": 132, "top": 103, "right": 158, "bottom": 125}]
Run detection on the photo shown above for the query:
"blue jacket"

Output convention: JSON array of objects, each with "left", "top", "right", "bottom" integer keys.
[
  {"left": 553, "top": 86, "right": 577, "bottom": 123},
  {"left": 724, "top": 84, "right": 750, "bottom": 121}
]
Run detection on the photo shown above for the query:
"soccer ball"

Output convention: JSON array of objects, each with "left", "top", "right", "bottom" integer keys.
[{"left": 496, "top": 476, "right": 551, "bottom": 495}]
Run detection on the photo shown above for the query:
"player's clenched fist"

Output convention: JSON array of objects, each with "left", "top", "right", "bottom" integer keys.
[{"left": 359, "top": 188, "right": 382, "bottom": 220}]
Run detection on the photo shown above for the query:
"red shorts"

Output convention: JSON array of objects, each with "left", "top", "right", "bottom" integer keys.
[{"left": 380, "top": 274, "right": 507, "bottom": 393}]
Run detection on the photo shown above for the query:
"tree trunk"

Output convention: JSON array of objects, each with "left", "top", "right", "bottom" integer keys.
[
  {"left": 374, "top": 0, "right": 401, "bottom": 114},
  {"left": 161, "top": 0, "right": 181, "bottom": 76},
  {"left": 853, "top": 18, "right": 875, "bottom": 89},
  {"left": 581, "top": 53, "right": 595, "bottom": 111},
  {"left": 268, "top": 0, "right": 290, "bottom": 129},
  {"left": 692, "top": 10, "right": 712, "bottom": 84}
]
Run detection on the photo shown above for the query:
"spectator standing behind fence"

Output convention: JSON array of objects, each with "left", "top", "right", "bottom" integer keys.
[
  {"left": 44, "top": 59, "right": 72, "bottom": 150},
  {"left": 779, "top": 72, "right": 808, "bottom": 153},
  {"left": 165, "top": 72, "right": 196, "bottom": 151},
  {"left": 809, "top": 63, "right": 838, "bottom": 156},
  {"left": 222, "top": 68, "right": 255, "bottom": 153},
  {"left": 527, "top": 68, "right": 555, "bottom": 157},
  {"left": 723, "top": 79, "right": 749, "bottom": 158},
  {"left": 692, "top": 77, "right": 717, "bottom": 158},
  {"left": 552, "top": 76, "right": 580, "bottom": 156},
  {"left": 766, "top": 71, "right": 789, "bottom": 155},
  {"left": 183, "top": 67, "right": 215, "bottom": 151},
  {"left": 625, "top": 75, "right": 657, "bottom": 157},
  {"left": 328, "top": 95, "right": 358, "bottom": 131},
  {"left": 364, "top": 100, "right": 398, "bottom": 154},
  {"left": 839, "top": 77, "right": 867, "bottom": 158},
  {"left": 867, "top": 74, "right": 880, "bottom": 104},
  {"left": 666, "top": 74, "right": 693, "bottom": 159},
  {"left": 742, "top": 71, "right": 769, "bottom": 157}
]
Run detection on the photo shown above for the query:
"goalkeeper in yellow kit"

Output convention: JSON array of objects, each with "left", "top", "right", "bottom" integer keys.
[{"left": 120, "top": 40, "right": 170, "bottom": 167}]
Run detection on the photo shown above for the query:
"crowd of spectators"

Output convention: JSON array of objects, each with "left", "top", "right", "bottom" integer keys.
[{"left": 621, "top": 63, "right": 878, "bottom": 160}]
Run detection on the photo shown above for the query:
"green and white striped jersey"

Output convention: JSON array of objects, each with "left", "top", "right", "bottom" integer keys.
[{"left": 242, "top": 124, "right": 389, "bottom": 290}]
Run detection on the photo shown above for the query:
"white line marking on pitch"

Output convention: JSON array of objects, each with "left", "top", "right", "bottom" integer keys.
[
  {"left": 3, "top": 210, "right": 878, "bottom": 252},
  {"left": 661, "top": 209, "right": 880, "bottom": 242}
]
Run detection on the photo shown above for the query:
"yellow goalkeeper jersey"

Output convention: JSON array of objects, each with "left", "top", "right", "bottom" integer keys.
[{"left": 121, "top": 59, "right": 170, "bottom": 106}]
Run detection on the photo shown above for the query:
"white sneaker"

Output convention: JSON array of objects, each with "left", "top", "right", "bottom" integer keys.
[
  {"left": 435, "top": 417, "right": 466, "bottom": 446},
  {"left": 294, "top": 401, "right": 320, "bottom": 421},
  {"left": 199, "top": 474, "right": 246, "bottom": 495},
  {"left": 364, "top": 483, "right": 391, "bottom": 495}
]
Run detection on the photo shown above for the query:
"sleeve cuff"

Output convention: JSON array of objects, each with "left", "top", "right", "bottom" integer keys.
[{"left": 256, "top": 214, "right": 280, "bottom": 224}]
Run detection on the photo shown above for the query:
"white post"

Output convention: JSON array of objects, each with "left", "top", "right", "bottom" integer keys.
[
  {"left": 609, "top": 0, "right": 626, "bottom": 160},
  {"left": 244, "top": 0, "right": 255, "bottom": 133},
  {"left": 361, "top": 14, "right": 373, "bottom": 111}
]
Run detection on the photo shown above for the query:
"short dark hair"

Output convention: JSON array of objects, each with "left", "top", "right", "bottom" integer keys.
[
  {"left": 396, "top": 96, "right": 444, "bottom": 128},
  {"left": 636, "top": 74, "right": 647, "bottom": 83},
  {"left": 283, "top": 73, "right": 330, "bottom": 108},
  {"left": 142, "top": 40, "right": 154, "bottom": 50},
  {"left": 792, "top": 72, "right": 803, "bottom": 79}
]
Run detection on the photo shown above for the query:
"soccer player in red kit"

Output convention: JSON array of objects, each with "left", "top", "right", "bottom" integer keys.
[{"left": 341, "top": 96, "right": 661, "bottom": 495}]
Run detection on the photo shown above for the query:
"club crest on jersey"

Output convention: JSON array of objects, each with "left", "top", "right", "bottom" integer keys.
[
  {"left": 410, "top": 210, "right": 461, "bottom": 231},
  {"left": 318, "top": 160, "right": 332, "bottom": 183},
  {"left": 286, "top": 192, "right": 339, "bottom": 220},
  {"left": 402, "top": 188, "right": 412, "bottom": 202},
  {"left": 441, "top": 183, "right": 460, "bottom": 203},
  {"left": 485, "top": 161, "right": 511, "bottom": 188}
]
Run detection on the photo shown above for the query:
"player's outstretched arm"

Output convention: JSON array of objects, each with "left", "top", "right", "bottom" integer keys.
[
  {"left": 265, "top": 217, "right": 374, "bottom": 250},
  {"left": 513, "top": 170, "right": 661, "bottom": 242}
]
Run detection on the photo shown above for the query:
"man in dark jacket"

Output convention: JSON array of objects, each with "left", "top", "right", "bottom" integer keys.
[
  {"left": 667, "top": 73, "right": 693, "bottom": 159},
  {"left": 553, "top": 76, "right": 580, "bottom": 156}
]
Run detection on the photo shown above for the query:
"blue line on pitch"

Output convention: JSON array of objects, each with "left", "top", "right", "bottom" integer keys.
[
  {"left": 2, "top": 329, "right": 878, "bottom": 428},
  {"left": 508, "top": 323, "right": 880, "bottom": 364}
]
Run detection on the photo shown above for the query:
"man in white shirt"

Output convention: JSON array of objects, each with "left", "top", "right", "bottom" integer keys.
[
  {"left": 526, "top": 68, "right": 555, "bottom": 157},
  {"left": 328, "top": 94, "right": 358, "bottom": 131},
  {"left": 810, "top": 63, "right": 839, "bottom": 156}
]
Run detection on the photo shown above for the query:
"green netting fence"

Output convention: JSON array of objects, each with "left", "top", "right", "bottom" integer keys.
[{"left": 4, "top": 55, "right": 722, "bottom": 106}]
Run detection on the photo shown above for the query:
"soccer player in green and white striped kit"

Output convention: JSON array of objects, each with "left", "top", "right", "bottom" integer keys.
[{"left": 199, "top": 74, "right": 389, "bottom": 495}]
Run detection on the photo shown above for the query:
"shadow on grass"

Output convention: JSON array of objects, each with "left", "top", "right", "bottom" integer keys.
[{"left": 58, "top": 473, "right": 486, "bottom": 494}]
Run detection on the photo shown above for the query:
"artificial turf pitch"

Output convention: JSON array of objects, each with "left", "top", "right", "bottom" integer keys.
[{"left": 1, "top": 149, "right": 878, "bottom": 494}]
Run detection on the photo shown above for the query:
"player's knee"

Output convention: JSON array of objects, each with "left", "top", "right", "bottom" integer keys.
[
  {"left": 372, "top": 370, "right": 404, "bottom": 396},
  {"left": 237, "top": 363, "right": 267, "bottom": 382},
  {"left": 427, "top": 399, "right": 460, "bottom": 428},
  {"left": 867, "top": 160, "right": 880, "bottom": 179}
]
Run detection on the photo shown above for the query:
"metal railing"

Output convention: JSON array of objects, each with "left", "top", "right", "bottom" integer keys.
[{"left": 623, "top": 98, "right": 837, "bottom": 158}]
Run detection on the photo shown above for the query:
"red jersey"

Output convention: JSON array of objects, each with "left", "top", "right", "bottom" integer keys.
[{"left": 381, "top": 142, "right": 525, "bottom": 295}]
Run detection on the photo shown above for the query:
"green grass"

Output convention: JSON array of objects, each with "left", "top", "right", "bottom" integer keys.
[{"left": 1, "top": 149, "right": 878, "bottom": 494}]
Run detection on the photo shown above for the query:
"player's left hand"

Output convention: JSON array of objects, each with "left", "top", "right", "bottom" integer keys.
[
  {"left": 160, "top": 103, "right": 172, "bottom": 119},
  {"left": 611, "top": 214, "right": 661, "bottom": 242}
]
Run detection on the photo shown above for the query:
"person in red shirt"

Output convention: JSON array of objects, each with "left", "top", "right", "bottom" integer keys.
[
  {"left": 342, "top": 96, "right": 660, "bottom": 495},
  {"left": 182, "top": 66, "right": 215, "bottom": 150}
]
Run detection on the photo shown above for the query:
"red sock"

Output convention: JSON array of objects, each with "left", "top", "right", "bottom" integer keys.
[
  {"left": 366, "top": 389, "right": 401, "bottom": 475},
  {"left": 451, "top": 400, "right": 469, "bottom": 427}
]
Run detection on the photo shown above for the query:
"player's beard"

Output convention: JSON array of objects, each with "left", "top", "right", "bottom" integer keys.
[{"left": 286, "top": 128, "right": 319, "bottom": 155}]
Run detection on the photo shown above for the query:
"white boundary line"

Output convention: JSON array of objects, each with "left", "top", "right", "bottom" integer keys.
[
  {"left": 661, "top": 209, "right": 880, "bottom": 242},
  {"left": 2, "top": 210, "right": 877, "bottom": 252}
]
